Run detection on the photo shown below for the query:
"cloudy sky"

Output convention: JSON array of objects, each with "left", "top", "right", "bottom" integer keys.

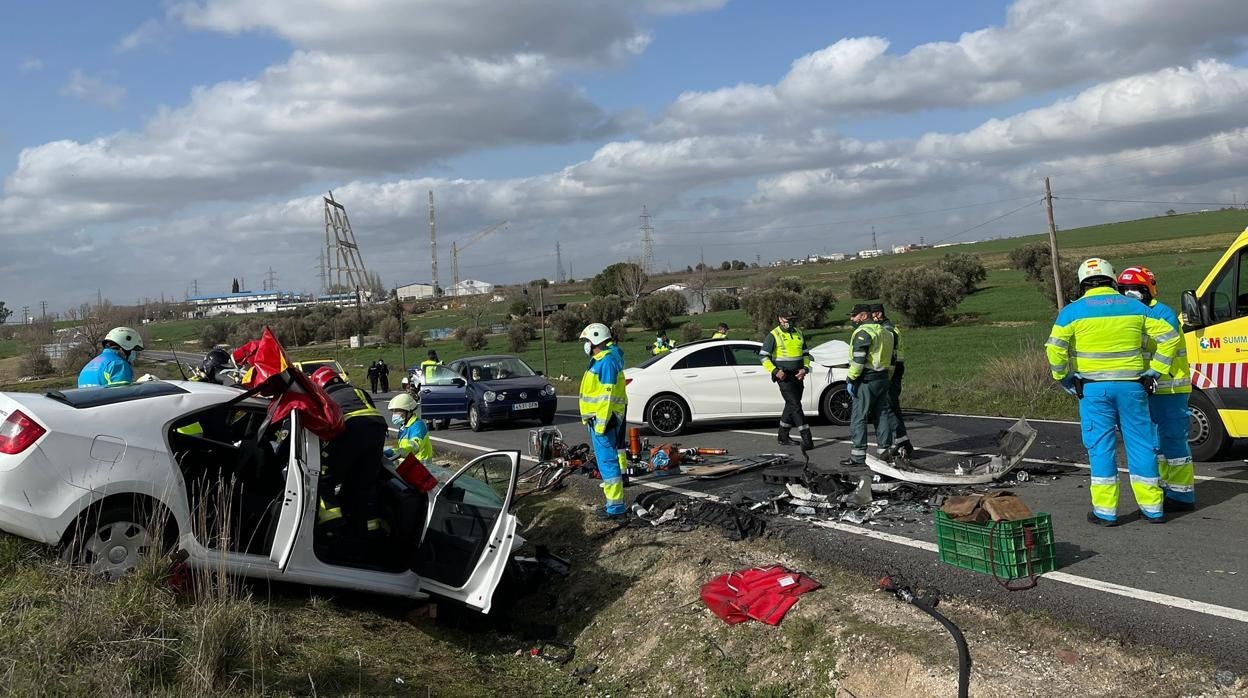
[{"left": 3, "top": 0, "right": 1248, "bottom": 312}]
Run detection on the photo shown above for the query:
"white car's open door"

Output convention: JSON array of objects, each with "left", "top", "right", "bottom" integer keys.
[
  {"left": 413, "top": 451, "right": 519, "bottom": 613},
  {"left": 268, "top": 411, "right": 309, "bottom": 570}
]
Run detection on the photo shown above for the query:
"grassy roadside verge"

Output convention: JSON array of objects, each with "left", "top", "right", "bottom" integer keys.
[{"left": 1, "top": 480, "right": 1240, "bottom": 696}]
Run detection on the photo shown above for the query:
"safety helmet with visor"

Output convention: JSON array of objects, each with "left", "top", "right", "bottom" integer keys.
[
  {"left": 103, "top": 327, "right": 144, "bottom": 362},
  {"left": 387, "top": 393, "right": 420, "bottom": 428},
  {"left": 579, "top": 322, "right": 612, "bottom": 356},
  {"left": 1077, "top": 258, "right": 1116, "bottom": 287},
  {"left": 1116, "top": 266, "right": 1157, "bottom": 304},
  {"left": 310, "top": 366, "right": 343, "bottom": 390}
]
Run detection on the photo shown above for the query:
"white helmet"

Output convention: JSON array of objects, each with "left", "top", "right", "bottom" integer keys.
[
  {"left": 579, "top": 323, "right": 611, "bottom": 346},
  {"left": 387, "top": 393, "right": 420, "bottom": 413},
  {"left": 104, "top": 327, "right": 144, "bottom": 352},
  {"left": 1077, "top": 258, "right": 1116, "bottom": 285}
]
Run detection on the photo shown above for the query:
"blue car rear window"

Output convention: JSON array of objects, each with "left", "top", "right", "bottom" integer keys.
[{"left": 46, "top": 381, "right": 189, "bottom": 408}]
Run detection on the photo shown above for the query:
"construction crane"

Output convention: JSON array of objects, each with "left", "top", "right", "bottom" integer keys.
[{"left": 451, "top": 220, "right": 509, "bottom": 296}]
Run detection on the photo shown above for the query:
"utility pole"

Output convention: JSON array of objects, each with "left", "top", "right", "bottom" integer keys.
[
  {"left": 871, "top": 226, "right": 878, "bottom": 250},
  {"left": 21, "top": 306, "right": 30, "bottom": 324},
  {"left": 354, "top": 285, "right": 365, "bottom": 346},
  {"left": 555, "top": 241, "right": 565, "bottom": 284},
  {"left": 40, "top": 301, "right": 47, "bottom": 320},
  {"left": 191, "top": 279, "right": 199, "bottom": 297},
  {"left": 538, "top": 284, "right": 549, "bottom": 376},
  {"left": 428, "top": 190, "right": 439, "bottom": 296},
  {"left": 1044, "top": 177, "right": 1065, "bottom": 310}
]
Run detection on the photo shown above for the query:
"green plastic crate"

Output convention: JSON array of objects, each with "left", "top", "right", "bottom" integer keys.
[{"left": 934, "top": 510, "right": 1057, "bottom": 579}]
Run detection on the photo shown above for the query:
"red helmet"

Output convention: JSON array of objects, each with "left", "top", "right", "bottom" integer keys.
[
  {"left": 1117, "top": 266, "right": 1157, "bottom": 302},
  {"left": 310, "top": 366, "right": 342, "bottom": 389}
]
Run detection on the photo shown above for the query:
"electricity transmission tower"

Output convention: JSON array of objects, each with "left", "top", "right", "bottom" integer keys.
[
  {"left": 555, "top": 241, "right": 566, "bottom": 283},
  {"left": 323, "top": 191, "right": 372, "bottom": 294},
  {"left": 428, "top": 190, "right": 439, "bottom": 296},
  {"left": 263, "top": 267, "right": 278, "bottom": 292},
  {"left": 639, "top": 205, "right": 655, "bottom": 274}
]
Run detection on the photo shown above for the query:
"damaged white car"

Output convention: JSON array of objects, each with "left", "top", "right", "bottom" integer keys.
[{"left": 0, "top": 381, "right": 522, "bottom": 612}]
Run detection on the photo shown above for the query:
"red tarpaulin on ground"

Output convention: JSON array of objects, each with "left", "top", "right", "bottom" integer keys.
[
  {"left": 701, "top": 566, "right": 821, "bottom": 626},
  {"left": 232, "top": 327, "right": 344, "bottom": 441}
]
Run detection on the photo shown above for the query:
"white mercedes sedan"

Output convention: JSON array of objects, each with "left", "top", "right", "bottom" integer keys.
[
  {"left": 623, "top": 338, "right": 852, "bottom": 437},
  {"left": 0, "top": 380, "right": 522, "bottom": 613}
]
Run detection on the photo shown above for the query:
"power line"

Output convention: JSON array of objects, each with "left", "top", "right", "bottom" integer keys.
[
  {"left": 1056, "top": 196, "right": 1242, "bottom": 207},
  {"left": 926, "top": 198, "right": 1045, "bottom": 248}
]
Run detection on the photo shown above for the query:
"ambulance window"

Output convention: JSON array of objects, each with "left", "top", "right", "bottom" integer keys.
[
  {"left": 1238, "top": 251, "right": 1248, "bottom": 317},
  {"left": 1209, "top": 257, "right": 1236, "bottom": 323}
]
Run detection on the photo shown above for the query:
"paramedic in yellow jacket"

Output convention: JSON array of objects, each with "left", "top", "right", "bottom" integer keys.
[
  {"left": 1046, "top": 258, "right": 1183, "bottom": 526},
  {"left": 579, "top": 323, "right": 629, "bottom": 519},
  {"left": 1117, "top": 266, "right": 1196, "bottom": 511}
]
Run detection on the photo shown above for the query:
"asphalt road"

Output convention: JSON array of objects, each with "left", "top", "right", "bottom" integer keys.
[{"left": 423, "top": 394, "right": 1248, "bottom": 671}]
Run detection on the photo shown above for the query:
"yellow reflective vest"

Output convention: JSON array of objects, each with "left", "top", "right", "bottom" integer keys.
[
  {"left": 1045, "top": 287, "right": 1181, "bottom": 381},
  {"left": 579, "top": 343, "right": 627, "bottom": 434},
  {"left": 1146, "top": 299, "right": 1192, "bottom": 395},
  {"left": 847, "top": 322, "right": 894, "bottom": 380},
  {"left": 760, "top": 326, "right": 811, "bottom": 374}
]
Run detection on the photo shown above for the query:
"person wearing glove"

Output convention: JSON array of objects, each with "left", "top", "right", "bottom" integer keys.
[
  {"left": 1118, "top": 266, "right": 1195, "bottom": 511},
  {"left": 312, "top": 367, "right": 389, "bottom": 541},
  {"left": 760, "top": 307, "right": 815, "bottom": 448},
  {"left": 842, "top": 304, "right": 895, "bottom": 466},
  {"left": 578, "top": 323, "right": 629, "bottom": 519},
  {"left": 1046, "top": 258, "right": 1183, "bottom": 526}
]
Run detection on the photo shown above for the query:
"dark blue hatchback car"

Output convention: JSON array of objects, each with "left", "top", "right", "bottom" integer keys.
[{"left": 417, "top": 355, "right": 558, "bottom": 431}]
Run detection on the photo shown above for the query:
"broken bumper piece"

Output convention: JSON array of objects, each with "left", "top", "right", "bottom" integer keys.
[{"left": 865, "top": 417, "right": 1038, "bottom": 486}]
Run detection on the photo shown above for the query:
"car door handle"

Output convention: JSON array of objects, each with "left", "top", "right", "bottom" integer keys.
[
  {"left": 681, "top": 373, "right": 699, "bottom": 378},
  {"left": 739, "top": 369, "right": 760, "bottom": 375},
  {"left": 421, "top": 389, "right": 433, "bottom": 394}
]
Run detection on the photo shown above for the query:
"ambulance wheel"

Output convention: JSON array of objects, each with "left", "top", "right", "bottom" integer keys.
[{"left": 1187, "top": 391, "right": 1227, "bottom": 462}]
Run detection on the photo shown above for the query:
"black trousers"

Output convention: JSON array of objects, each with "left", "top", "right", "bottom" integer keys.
[
  {"left": 325, "top": 418, "right": 388, "bottom": 537},
  {"left": 369, "top": 375, "right": 379, "bottom": 393},
  {"left": 379, "top": 373, "right": 389, "bottom": 392},
  {"left": 777, "top": 378, "right": 805, "bottom": 429}
]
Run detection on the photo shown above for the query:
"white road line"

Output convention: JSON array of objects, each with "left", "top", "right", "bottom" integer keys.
[
  {"left": 922, "top": 412, "right": 1080, "bottom": 426},
  {"left": 431, "top": 434, "right": 1248, "bottom": 625},
  {"left": 727, "top": 428, "right": 1233, "bottom": 484}
]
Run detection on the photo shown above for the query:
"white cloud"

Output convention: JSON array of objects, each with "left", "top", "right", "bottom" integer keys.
[
  {"left": 59, "top": 70, "right": 127, "bottom": 109},
  {"left": 19, "top": 57, "right": 43, "bottom": 73},
  {"left": 643, "top": 0, "right": 729, "bottom": 15},
  {"left": 116, "top": 18, "right": 169, "bottom": 52},
  {"left": 656, "top": 0, "right": 1248, "bottom": 136}
]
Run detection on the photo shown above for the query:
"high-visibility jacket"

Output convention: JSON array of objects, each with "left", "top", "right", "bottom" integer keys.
[
  {"left": 1045, "top": 287, "right": 1181, "bottom": 381},
  {"left": 760, "top": 326, "right": 811, "bottom": 374},
  {"left": 1145, "top": 300, "right": 1192, "bottom": 395},
  {"left": 711, "top": 331, "right": 728, "bottom": 340},
  {"left": 77, "top": 347, "right": 134, "bottom": 388},
  {"left": 420, "top": 359, "right": 442, "bottom": 381},
  {"left": 580, "top": 342, "right": 627, "bottom": 434},
  {"left": 652, "top": 337, "right": 674, "bottom": 355},
  {"left": 325, "top": 383, "right": 386, "bottom": 424},
  {"left": 847, "top": 322, "right": 894, "bottom": 380},
  {"left": 395, "top": 414, "right": 433, "bottom": 463}
]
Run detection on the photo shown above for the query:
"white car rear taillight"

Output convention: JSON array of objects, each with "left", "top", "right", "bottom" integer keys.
[{"left": 0, "top": 410, "right": 45, "bottom": 455}]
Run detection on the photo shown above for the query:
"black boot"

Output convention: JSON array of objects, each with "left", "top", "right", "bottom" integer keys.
[
  {"left": 800, "top": 428, "right": 814, "bottom": 450},
  {"left": 777, "top": 427, "right": 796, "bottom": 445}
]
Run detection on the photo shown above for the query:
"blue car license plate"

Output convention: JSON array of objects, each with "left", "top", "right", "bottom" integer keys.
[{"left": 512, "top": 401, "right": 539, "bottom": 411}]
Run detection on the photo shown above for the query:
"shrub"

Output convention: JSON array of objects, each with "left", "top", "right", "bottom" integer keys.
[
  {"left": 507, "top": 319, "right": 533, "bottom": 352},
  {"left": 199, "top": 321, "right": 231, "bottom": 351},
  {"left": 379, "top": 316, "right": 404, "bottom": 344},
  {"left": 609, "top": 319, "right": 628, "bottom": 344},
  {"left": 586, "top": 294, "right": 627, "bottom": 325},
  {"left": 880, "top": 266, "right": 966, "bottom": 326},
  {"left": 462, "top": 327, "right": 488, "bottom": 351},
  {"left": 632, "top": 291, "right": 686, "bottom": 331},
  {"left": 404, "top": 329, "right": 426, "bottom": 348},
  {"left": 680, "top": 322, "right": 702, "bottom": 343},
  {"left": 1175, "top": 256, "right": 1193, "bottom": 268},
  {"left": 19, "top": 345, "right": 54, "bottom": 377},
  {"left": 741, "top": 288, "right": 804, "bottom": 332},
  {"left": 708, "top": 292, "right": 739, "bottom": 311},
  {"left": 590, "top": 262, "right": 646, "bottom": 299},
  {"left": 452, "top": 326, "right": 469, "bottom": 341},
  {"left": 508, "top": 300, "right": 531, "bottom": 318},
  {"left": 849, "top": 268, "right": 881, "bottom": 300},
  {"left": 774, "top": 276, "right": 803, "bottom": 293},
  {"left": 549, "top": 307, "right": 590, "bottom": 342},
  {"left": 798, "top": 286, "right": 838, "bottom": 329},
  {"left": 940, "top": 252, "right": 988, "bottom": 294},
  {"left": 273, "top": 318, "right": 311, "bottom": 347},
  {"left": 1008, "top": 242, "right": 1052, "bottom": 282}
]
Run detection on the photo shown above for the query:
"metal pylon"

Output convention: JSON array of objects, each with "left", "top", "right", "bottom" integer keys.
[{"left": 323, "top": 191, "right": 371, "bottom": 294}]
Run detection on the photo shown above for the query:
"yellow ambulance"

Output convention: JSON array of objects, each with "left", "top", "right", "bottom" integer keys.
[{"left": 1181, "top": 226, "right": 1248, "bottom": 460}]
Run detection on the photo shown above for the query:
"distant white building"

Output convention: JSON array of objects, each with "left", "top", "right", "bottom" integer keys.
[
  {"left": 449, "top": 279, "right": 494, "bottom": 297},
  {"left": 396, "top": 282, "right": 436, "bottom": 301},
  {"left": 820, "top": 253, "right": 847, "bottom": 262},
  {"left": 858, "top": 249, "right": 887, "bottom": 258},
  {"left": 188, "top": 290, "right": 300, "bottom": 318}
]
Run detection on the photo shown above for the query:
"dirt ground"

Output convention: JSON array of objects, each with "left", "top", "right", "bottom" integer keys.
[{"left": 511, "top": 495, "right": 1246, "bottom": 697}]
